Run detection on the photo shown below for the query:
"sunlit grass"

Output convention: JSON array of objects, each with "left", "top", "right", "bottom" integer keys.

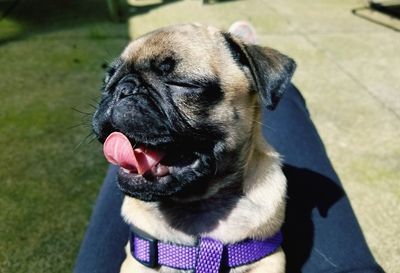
[
  {"left": 0, "top": 15, "right": 127, "bottom": 273},
  {"left": 0, "top": 18, "right": 23, "bottom": 41}
]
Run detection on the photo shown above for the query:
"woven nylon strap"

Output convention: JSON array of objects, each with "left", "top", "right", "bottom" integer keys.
[{"left": 130, "top": 228, "right": 283, "bottom": 272}]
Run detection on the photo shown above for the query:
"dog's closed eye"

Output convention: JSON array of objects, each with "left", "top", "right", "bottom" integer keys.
[
  {"left": 153, "top": 57, "right": 176, "bottom": 76},
  {"left": 166, "top": 81, "right": 202, "bottom": 89}
]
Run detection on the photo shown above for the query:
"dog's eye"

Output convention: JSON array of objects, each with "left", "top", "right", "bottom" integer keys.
[
  {"left": 166, "top": 81, "right": 201, "bottom": 89},
  {"left": 154, "top": 57, "right": 175, "bottom": 75}
]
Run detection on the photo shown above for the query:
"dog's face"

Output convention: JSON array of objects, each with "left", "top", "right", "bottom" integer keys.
[{"left": 92, "top": 24, "right": 295, "bottom": 202}]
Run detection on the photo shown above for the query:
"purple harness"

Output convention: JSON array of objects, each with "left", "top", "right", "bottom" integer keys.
[{"left": 130, "top": 227, "right": 283, "bottom": 272}]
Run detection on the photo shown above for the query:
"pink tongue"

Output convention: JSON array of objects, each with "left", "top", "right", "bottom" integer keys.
[{"left": 103, "top": 132, "right": 164, "bottom": 175}]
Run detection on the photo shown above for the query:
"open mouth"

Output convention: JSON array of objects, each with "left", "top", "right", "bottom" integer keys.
[
  {"left": 103, "top": 132, "right": 170, "bottom": 177},
  {"left": 102, "top": 132, "right": 205, "bottom": 201},
  {"left": 103, "top": 131, "right": 198, "bottom": 177}
]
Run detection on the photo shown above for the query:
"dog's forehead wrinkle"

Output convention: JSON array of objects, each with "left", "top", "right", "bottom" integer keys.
[{"left": 123, "top": 27, "right": 230, "bottom": 79}]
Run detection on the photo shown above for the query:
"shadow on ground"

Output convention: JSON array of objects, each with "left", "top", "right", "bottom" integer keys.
[
  {"left": 127, "top": 0, "right": 240, "bottom": 21},
  {"left": 0, "top": 0, "right": 244, "bottom": 44},
  {"left": 0, "top": 0, "right": 117, "bottom": 44}
]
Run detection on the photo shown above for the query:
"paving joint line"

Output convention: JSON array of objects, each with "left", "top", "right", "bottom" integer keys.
[
  {"left": 261, "top": 0, "right": 400, "bottom": 120},
  {"left": 303, "top": 34, "right": 400, "bottom": 120}
]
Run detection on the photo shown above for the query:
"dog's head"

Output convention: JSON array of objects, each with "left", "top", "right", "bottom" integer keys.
[{"left": 92, "top": 24, "right": 295, "bottom": 202}]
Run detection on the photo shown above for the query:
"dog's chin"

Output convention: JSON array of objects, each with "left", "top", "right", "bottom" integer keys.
[{"left": 116, "top": 152, "right": 215, "bottom": 202}]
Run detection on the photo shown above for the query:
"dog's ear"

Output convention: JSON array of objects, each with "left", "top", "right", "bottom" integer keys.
[{"left": 223, "top": 33, "right": 296, "bottom": 110}]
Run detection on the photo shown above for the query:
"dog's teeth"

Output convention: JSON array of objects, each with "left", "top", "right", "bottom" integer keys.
[
  {"left": 150, "top": 163, "right": 169, "bottom": 177},
  {"left": 122, "top": 168, "right": 131, "bottom": 174}
]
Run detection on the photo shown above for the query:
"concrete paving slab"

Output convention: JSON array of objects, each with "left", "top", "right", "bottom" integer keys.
[
  {"left": 128, "top": 0, "right": 290, "bottom": 38},
  {"left": 264, "top": 0, "right": 395, "bottom": 34},
  {"left": 307, "top": 33, "right": 400, "bottom": 117}
]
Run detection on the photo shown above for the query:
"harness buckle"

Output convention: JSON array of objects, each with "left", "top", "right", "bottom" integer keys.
[{"left": 130, "top": 227, "right": 158, "bottom": 268}]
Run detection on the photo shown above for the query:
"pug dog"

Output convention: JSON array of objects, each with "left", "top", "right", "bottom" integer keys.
[{"left": 92, "top": 24, "right": 295, "bottom": 273}]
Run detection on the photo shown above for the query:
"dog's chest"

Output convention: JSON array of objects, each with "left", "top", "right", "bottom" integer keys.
[{"left": 156, "top": 194, "right": 242, "bottom": 236}]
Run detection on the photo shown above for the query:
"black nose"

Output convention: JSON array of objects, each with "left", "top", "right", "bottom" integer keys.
[{"left": 116, "top": 75, "right": 139, "bottom": 98}]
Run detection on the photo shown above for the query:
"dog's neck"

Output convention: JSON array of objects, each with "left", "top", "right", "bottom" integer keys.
[{"left": 121, "top": 133, "right": 286, "bottom": 246}]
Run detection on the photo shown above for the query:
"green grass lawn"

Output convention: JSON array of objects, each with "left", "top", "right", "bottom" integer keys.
[{"left": 0, "top": 1, "right": 128, "bottom": 272}]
